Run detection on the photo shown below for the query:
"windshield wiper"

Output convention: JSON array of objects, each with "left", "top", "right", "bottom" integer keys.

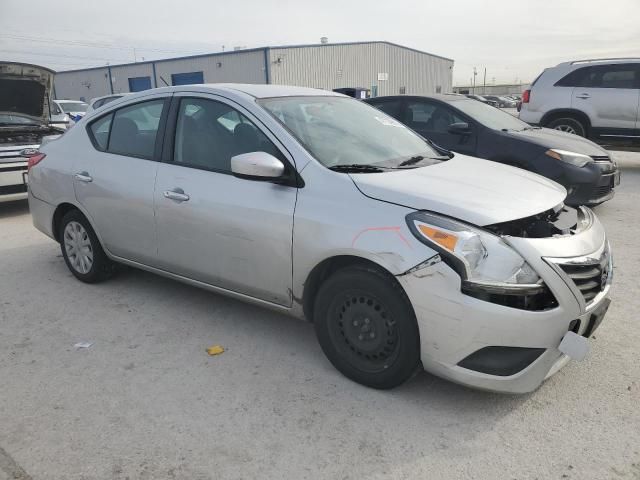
[
  {"left": 397, "top": 155, "right": 425, "bottom": 167},
  {"left": 329, "top": 164, "right": 386, "bottom": 173}
]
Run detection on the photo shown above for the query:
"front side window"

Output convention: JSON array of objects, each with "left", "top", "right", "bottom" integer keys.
[
  {"left": 259, "top": 96, "right": 443, "bottom": 169},
  {"left": 107, "top": 100, "right": 164, "bottom": 158},
  {"left": 173, "top": 98, "right": 281, "bottom": 173},
  {"left": 451, "top": 98, "right": 530, "bottom": 131},
  {"left": 406, "top": 101, "right": 465, "bottom": 133}
]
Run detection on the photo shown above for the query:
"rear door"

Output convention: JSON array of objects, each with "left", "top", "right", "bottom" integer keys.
[
  {"left": 567, "top": 63, "right": 640, "bottom": 136},
  {"left": 153, "top": 93, "right": 297, "bottom": 306},
  {"left": 74, "top": 94, "right": 169, "bottom": 264},
  {"left": 403, "top": 99, "right": 478, "bottom": 155}
]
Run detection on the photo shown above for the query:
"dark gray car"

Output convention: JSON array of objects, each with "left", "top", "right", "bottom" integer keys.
[{"left": 366, "top": 94, "right": 620, "bottom": 206}]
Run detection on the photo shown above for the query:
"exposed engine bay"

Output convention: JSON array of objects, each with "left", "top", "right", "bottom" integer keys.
[{"left": 485, "top": 204, "right": 581, "bottom": 238}]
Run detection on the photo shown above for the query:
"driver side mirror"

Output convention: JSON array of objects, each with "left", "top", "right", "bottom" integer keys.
[
  {"left": 448, "top": 122, "right": 471, "bottom": 136},
  {"left": 231, "top": 151, "right": 285, "bottom": 181}
]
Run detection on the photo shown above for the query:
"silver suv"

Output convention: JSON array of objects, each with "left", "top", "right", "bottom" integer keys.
[{"left": 519, "top": 58, "right": 640, "bottom": 143}]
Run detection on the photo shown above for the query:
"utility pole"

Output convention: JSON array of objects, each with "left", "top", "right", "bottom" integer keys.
[
  {"left": 483, "top": 68, "right": 487, "bottom": 95},
  {"left": 472, "top": 67, "right": 477, "bottom": 94}
]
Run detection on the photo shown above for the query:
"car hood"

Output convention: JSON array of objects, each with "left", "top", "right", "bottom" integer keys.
[
  {"left": 350, "top": 154, "right": 567, "bottom": 226},
  {"left": 0, "top": 62, "right": 55, "bottom": 125},
  {"left": 508, "top": 127, "right": 609, "bottom": 157}
]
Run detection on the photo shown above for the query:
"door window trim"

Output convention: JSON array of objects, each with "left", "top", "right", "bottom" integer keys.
[{"left": 161, "top": 93, "right": 303, "bottom": 187}]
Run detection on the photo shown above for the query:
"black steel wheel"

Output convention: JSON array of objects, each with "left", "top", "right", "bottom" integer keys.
[{"left": 314, "top": 265, "right": 421, "bottom": 389}]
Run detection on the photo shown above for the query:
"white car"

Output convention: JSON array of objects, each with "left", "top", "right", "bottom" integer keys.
[
  {"left": 519, "top": 58, "right": 640, "bottom": 142},
  {"left": 53, "top": 99, "right": 89, "bottom": 124},
  {"left": 28, "top": 84, "right": 612, "bottom": 393}
]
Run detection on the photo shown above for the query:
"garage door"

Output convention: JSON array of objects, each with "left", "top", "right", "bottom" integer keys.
[
  {"left": 128, "top": 76, "right": 152, "bottom": 92},
  {"left": 171, "top": 72, "right": 204, "bottom": 86}
]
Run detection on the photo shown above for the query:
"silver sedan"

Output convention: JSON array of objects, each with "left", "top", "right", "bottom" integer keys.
[{"left": 28, "top": 84, "right": 612, "bottom": 393}]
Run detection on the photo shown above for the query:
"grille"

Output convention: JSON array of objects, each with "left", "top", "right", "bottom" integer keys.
[
  {"left": 556, "top": 246, "right": 610, "bottom": 305},
  {"left": 593, "top": 183, "right": 613, "bottom": 198},
  {"left": 0, "top": 184, "right": 27, "bottom": 195},
  {"left": 590, "top": 155, "right": 611, "bottom": 162}
]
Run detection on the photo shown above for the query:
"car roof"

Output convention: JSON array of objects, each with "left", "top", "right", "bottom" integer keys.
[
  {"left": 56, "top": 99, "right": 87, "bottom": 104},
  {"left": 186, "top": 83, "right": 343, "bottom": 99},
  {"left": 367, "top": 94, "right": 471, "bottom": 103}
]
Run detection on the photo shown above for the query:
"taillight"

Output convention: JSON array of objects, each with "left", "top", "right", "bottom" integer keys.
[
  {"left": 522, "top": 89, "right": 531, "bottom": 103},
  {"left": 27, "top": 153, "right": 46, "bottom": 171}
]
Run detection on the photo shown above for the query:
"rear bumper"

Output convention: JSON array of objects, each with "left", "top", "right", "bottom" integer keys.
[
  {"left": 397, "top": 213, "right": 611, "bottom": 393},
  {"left": 28, "top": 191, "right": 56, "bottom": 240}
]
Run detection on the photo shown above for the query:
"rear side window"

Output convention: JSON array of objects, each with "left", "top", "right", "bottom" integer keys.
[
  {"left": 108, "top": 100, "right": 164, "bottom": 158},
  {"left": 89, "top": 113, "right": 112, "bottom": 150},
  {"left": 87, "top": 99, "right": 165, "bottom": 158},
  {"left": 556, "top": 64, "right": 639, "bottom": 89}
]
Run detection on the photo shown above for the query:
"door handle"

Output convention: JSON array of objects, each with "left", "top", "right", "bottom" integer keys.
[
  {"left": 576, "top": 93, "right": 591, "bottom": 99},
  {"left": 163, "top": 188, "right": 190, "bottom": 202},
  {"left": 74, "top": 172, "right": 93, "bottom": 183}
]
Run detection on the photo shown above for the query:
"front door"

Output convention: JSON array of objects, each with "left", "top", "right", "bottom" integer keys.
[
  {"left": 154, "top": 94, "right": 297, "bottom": 306},
  {"left": 569, "top": 63, "right": 640, "bottom": 137},
  {"left": 403, "top": 99, "right": 477, "bottom": 155},
  {"left": 73, "top": 96, "right": 169, "bottom": 264}
]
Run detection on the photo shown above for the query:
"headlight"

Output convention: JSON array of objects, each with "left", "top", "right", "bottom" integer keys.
[
  {"left": 406, "top": 212, "right": 544, "bottom": 294},
  {"left": 545, "top": 149, "right": 593, "bottom": 168}
]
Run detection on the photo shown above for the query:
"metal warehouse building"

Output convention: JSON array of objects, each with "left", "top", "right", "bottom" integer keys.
[{"left": 53, "top": 41, "right": 454, "bottom": 101}]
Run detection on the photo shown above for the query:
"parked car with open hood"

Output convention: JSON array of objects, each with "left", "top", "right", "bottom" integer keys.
[
  {"left": 365, "top": 94, "right": 620, "bottom": 206},
  {"left": 29, "top": 84, "right": 612, "bottom": 393},
  {"left": 0, "top": 62, "right": 63, "bottom": 202}
]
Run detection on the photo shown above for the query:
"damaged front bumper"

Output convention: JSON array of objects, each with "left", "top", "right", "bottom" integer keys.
[{"left": 397, "top": 210, "right": 612, "bottom": 394}]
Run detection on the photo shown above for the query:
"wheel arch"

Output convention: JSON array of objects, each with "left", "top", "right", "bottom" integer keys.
[
  {"left": 540, "top": 109, "right": 591, "bottom": 131},
  {"left": 301, "top": 255, "right": 409, "bottom": 322}
]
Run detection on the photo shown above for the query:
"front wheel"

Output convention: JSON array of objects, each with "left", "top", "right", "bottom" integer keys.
[
  {"left": 59, "top": 210, "right": 115, "bottom": 283},
  {"left": 313, "top": 266, "right": 421, "bottom": 389},
  {"left": 547, "top": 117, "right": 587, "bottom": 137}
]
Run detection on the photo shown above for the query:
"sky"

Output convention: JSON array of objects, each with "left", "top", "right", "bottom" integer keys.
[{"left": 1, "top": 0, "right": 639, "bottom": 86}]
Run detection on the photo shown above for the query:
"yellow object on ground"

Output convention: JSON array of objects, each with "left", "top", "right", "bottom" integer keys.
[{"left": 206, "top": 345, "right": 225, "bottom": 356}]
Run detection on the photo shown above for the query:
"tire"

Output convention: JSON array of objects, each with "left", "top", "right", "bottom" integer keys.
[
  {"left": 59, "top": 209, "right": 115, "bottom": 283},
  {"left": 313, "top": 266, "right": 421, "bottom": 389},
  {"left": 546, "top": 117, "right": 587, "bottom": 137}
]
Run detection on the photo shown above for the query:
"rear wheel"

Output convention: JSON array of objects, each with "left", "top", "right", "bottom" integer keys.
[
  {"left": 547, "top": 117, "right": 587, "bottom": 137},
  {"left": 313, "top": 266, "right": 421, "bottom": 389},
  {"left": 59, "top": 210, "right": 115, "bottom": 283}
]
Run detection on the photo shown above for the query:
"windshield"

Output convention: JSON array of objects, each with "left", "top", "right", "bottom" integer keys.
[
  {"left": 452, "top": 99, "right": 530, "bottom": 131},
  {"left": 58, "top": 102, "right": 88, "bottom": 113},
  {"left": 258, "top": 96, "right": 444, "bottom": 169}
]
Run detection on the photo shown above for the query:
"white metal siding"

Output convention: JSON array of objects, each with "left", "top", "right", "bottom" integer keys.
[
  {"left": 111, "top": 63, "right": 155, "bottom": 93},
  {"left": 54, "top": 68, "right": 111, "bottom": 101},
  {"left": 54, "top": 50, "right": 266, "bottom": 100},
  {"left": 268, "top": 43, "right": 453, "bottom": 96},
  {"left": 153, "top": 50, "right": 266, "bottom": 87}
]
